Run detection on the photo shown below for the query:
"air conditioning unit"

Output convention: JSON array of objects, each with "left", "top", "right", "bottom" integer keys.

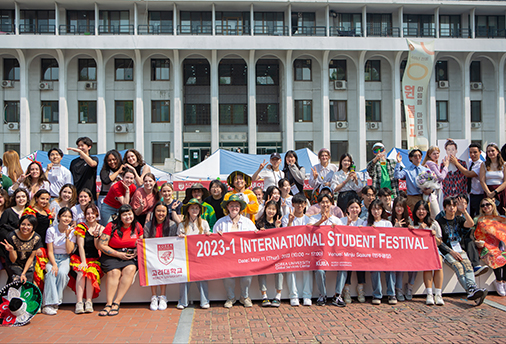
[
  {"left": 7, "top": 122, "right": 19, "bottom": 130},
  {"left": 366, "top": 122, "right": 380, "bottom": 130},
  {"left": 39, "top": 82, "right": 53, "bottom": 90},
  {"left": 115, "top": 124, "right": 127, "bottom": 133},
  {"left": 471, "top": 122, "right": 482, "bottom": 129},
  {"left": 335, "top": 121, "right": 348, "bottom": 129},
  {"left": 438, "top": 80, "right": 449, "bottom": 89},
  {"left": 2, "top": 80, "right": 14, "bottom": 88},
  {"left": 470, "top": 82, "right": 483, "bottom": 90},
  {"left": 85, "top": 82, "right": 96, "bottom": 90},
  {"left": 40, "top": 123, "right": 52, "bottom": 131},
  {"left": 334, "top": 80, "right": 347, "bottom": 90},
  {"left": 436, "top": 122, "right": 448, "bottom": 130}
]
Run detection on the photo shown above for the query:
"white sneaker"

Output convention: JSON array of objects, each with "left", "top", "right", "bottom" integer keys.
[
  {"left": 303, "top": 298, "right": 312, "bottom": 306},
  {"left": 150, "top": 295, "right": 159, "bottom": 311},
  {"left": 434, "top": 294, "right": 444, "bottom": 306},
  {"left": 495, "top": 281, "right": 506, "bottom": 296},
  {"left": 43, "top": 306, "right": 57, "bottom": 315},
  {"left": 176, "top": 303, "right": 185, "bottom": 310},
  {"left": 426, "top": 294, "right": 435, "bottom": 305},
  {"left": 290, "top": 298, "right": 300, "bottom": 307},
  {"left": 158, "top": 296, "right": 168, "bottom": 311},
  {"left": 201, "top": 303, "right": 210, "bottom": 309}
]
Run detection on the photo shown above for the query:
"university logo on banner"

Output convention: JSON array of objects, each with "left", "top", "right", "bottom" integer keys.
[{"left": 157, "top": 243, "right": 174, "bottom": 265}]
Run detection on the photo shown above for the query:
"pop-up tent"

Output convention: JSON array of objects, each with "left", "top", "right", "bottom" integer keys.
[{"left": 172, "top": 148, "right": 319, "bottom": 181}]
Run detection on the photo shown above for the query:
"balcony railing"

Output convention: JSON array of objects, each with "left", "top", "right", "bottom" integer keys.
[
  {"left": 403, "top": 27, "right": 436, "bottom": 37},
  {"left": 19, "top": 24, "right": 56, "bottom": 34},
  {"left": 138, "top": 25, "right": 173, "bottom": 35},
  {"left": 178, "top": 24, "right": 212, "bottom": 35},
  {"left": 330, "top": 27, "right": 362, "bottom": 37},
  {"left": 439, "top": 28, "right": 471, "bottom": 38},
  {"left": 254, "top": 25, "right": 288, "bottom": 36},
  {"left": 59, "top": 25, "right": 95, "bottom": 35},
  {"left": 292, "top": 26, "right": 326, "bottom": 36},
  {"left": 216, "top": 24, "right": 250, "bottom": 36},
  {"left": 98, "top": 25, "right": 134, "bottom": 35},
  {"left": 0, "top": 24, "right": 15, "bottom": 34},
  {"left": 367, "top": 26, "right": 400, "bottom": 37},
  {"left": 476, "top": 27, "right": 506, "bottom": 38}
]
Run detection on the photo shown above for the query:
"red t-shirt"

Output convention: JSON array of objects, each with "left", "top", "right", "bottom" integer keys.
[
  {"left": 103, "top": 222, "right": 144, "bottom": 249},
  {"left": 155, "top": 223, "right": 164, "bottom": 238},
  {"left": 103, "top": 182, "right": 137, "bottom": 209}
]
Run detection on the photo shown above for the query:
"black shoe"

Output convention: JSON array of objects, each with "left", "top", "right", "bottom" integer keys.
[
  {"left": 316, "top": 295, "right": 327, "bottom": 306},
  {"left": 388, "top": 296, "right": 398, "bottom": 305},
  {"left": 331, "top": 294, "right": 346, "bottom": 307},
  {"left": 474, "top": 266, "right": 489, "bottom": 277},
  {"left": 475, "top": 289, "right": 488, "bottom": 306},
  {"left": 467, "top": 288, "right": 485, "bottom": 301}
]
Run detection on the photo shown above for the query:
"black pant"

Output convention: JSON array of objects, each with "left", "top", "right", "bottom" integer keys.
[
  {"left": 494, "top": 266, "right": 506, "bottom": 282},
  {"left": 462, "top": 235, "right": 481, "bottom": 268},
  {"left": 469, "top": 194, "right": 484, "bottom": 218},
  {"left": 346, "top": 271, "right": 366, "bottom": 285}
]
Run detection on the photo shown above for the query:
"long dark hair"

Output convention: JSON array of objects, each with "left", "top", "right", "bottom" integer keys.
[
  {"left": 412, "top": 200, "right": 433, "bottom": 227},
  {"left": 101, "top": 149, "right": 122, "bottom": 174},
  {"left": 263, "top": 185, "right": 282, "bottom": 209},
  {"left": 123, "top": 149, "right": 146, "bottom": 168},
  {"left": 282, "top": 150, "right": 303, "bottom": 194},
  {"left": 143, "top": 173, "right": 161, "bottom": 202},
  {"left": 144, "top": 202, "right": 171, "bottom": 238},
  {"left": 110, "top": 204, "right": 139, "bottom": 239},
  {"left": 338, "top": 153, "right": 353, "bottom": 171},
  {"left": 282, "top": 150, "right": 301, "bottom": 170},
  {"left": 256, "top": 200, "right": 280, "bottom": 230},
  {"left": 367, "top": 199, "right": 388, "bottom": 226},
  {"left": 390, "top": 197, "right": 410, "bottom": 227},
  {"left": 11, "top": 188, "right": 30, "bottom": 208}
]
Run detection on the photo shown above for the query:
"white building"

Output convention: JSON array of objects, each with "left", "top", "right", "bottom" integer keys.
[{"left": 1, "top": 0, "right": 506, "bottom": 169}]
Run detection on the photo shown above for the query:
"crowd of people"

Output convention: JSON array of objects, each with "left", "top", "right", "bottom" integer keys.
[{"left": 0, "top": 137, "right": 504, "bottom": 317}]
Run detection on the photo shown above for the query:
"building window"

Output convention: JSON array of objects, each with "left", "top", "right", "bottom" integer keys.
[
  {"left": 67, "top": 10, "right": 95, "bottom": 34},
  {"left": 294, "top": 59, "right": 311, "bottom": 81},
  {"left": 4, "top": 143, "right": 20, "bottom": 154},
  {"left": 329, "top": 60, "right": 347, "bottom": 81},
  {"left": 184, "top": 104, "right": 210, "bottom": 125},
  {"left": 471, "top": 101, "right": 481, "bottom": 122},
  {"left": 295, "top": 141, "right": 313, "bottom": 151},
  {"left": 219, "top": 60, "right": 247, "bottom": 85},
  {"left": 219, "top": 104, "right": 247, "bottom": 125},
  {"left": 331, "top": 141, "right": 349, "bottom": 163},
  {"left": 436, "top": 61, "right": 448, "bottom": 82},
  {"left": 365, "top": 100, "right": 381, "bottom": 121},
  {"left": 295, "top": 100, "right": 312, "bottom": 122},
  {"left": 179, "top": 11, "right": 212, "bottom": 34},
  {"left": 153, "top": 142, "right": 170, "bottom": 164},
  {"left": 116, "top": 142, "right": 134, "bottom": 151},
  {"left": 115, "top": 101, "right": 134, "bottom": 123},
  {"left": 256, "top": 104, "right": 279, "bottom": 124},
  {"left": 41, "top": 101, "right": 59, "bottom": 123},
  {"left": 148, "top": 11, "right": 173, "bottom": 34},
  {"left": 330, "top": 100, "right": 347, "bottom": 122},
  {"left": 20, "top": 10, "right": 56, "bottom": 34},
  {"left": 4, "top": 101, "right": 20, "bottom": 122},
  {"left": 78, "top": 59, "right": 97, "bottom": 81},
  {"left": 365, "top": 60, "right": 380, "bottom": 81},
  {"left": 256, "top": 61, "right": 279, "bottom": 85},
  {"left": 334, "top": 13, "right": 362, "bottom": 36},
  {"left": 4, "top": 59, "right": 19, "bottom": 81},
  {"left": 151, "top": 59, "right": 170, "bottom": 81},
  {"left": 115, "top": 59, "right": 133, "bottom": 81},
  {"left": 470, "top": 61, "right": 481, "bottom": 83},
  {"left": 254, "top": 12, "right": 284, "bottom": 35},
  {"left": 366, "top": 141, "right": 379, "bottom": 162},
  {"left": 41, "top": 143, "right": 58, "bottom": 151},
  {"left": 99, "top": 10, "right": 130, "bottom": 33},
  {"left": 152, "top": 100, "right": 170, "bottom": 122},
  {"left": 78, "top": 101, "right": 97, "bottom": 123},
  {"left": 0, "top": 10, "right": 15, "bottom": 33},
  {"left": 436, "top": 101, "right": 448, "bottom": 122},
  {"left": 184, "top": 59, "right": 210, "bottom": 85},
  {"left": 291, "top": 12, "right": 316, "bottom": 35},
  {"left": 41, "top": 59, "right": 59, "bottom": 81},
  {"left": 366, "top": 13, "right": 392, "bottom": 36}
]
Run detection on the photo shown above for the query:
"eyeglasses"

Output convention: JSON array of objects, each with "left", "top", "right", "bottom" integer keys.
[{"left": 481, "top": 203, "right": 492, "bottom": 208}]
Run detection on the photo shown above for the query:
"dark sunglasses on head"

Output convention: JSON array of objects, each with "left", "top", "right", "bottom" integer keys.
[{"left": 481, "top": 203, "right": 492, "bottom": 208}]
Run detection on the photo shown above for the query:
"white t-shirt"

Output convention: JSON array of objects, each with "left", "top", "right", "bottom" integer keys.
[
  {"left": 371, "top": 219, "right": 392, "bottom": 228},
  {"left": 258, "top": 169, "right": 285, "bottom": 191},
  {"left": 213, "top": 215, "right": 257, "bottom": 233},
  {"left": 45, "top": 225, "right": 76, "bottom": 254},
  {"left": 339, "top": 216, "right": 366, "bottom": 227},
  {"left": 72, "top": 204, "right": 101, "bottom": 224},
  {"left": 309, "top": 214, "right": 343, "bottom": 226},
  {"left": 281, "top": 214, "right": 311, "bottom": 227},
  {"left": 46, "top": 164, "right": 73, "bottom": 198},
  {"left": 469, "top": 159, "right": 484, "bottom": 195}
]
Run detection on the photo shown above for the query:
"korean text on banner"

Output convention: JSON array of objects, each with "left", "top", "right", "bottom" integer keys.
[
  {"left": 137, "top": 225, "right": 441, "bottom": 287},
  {"left": 402, "top": 39, "right": 435, "bottom": 151}
]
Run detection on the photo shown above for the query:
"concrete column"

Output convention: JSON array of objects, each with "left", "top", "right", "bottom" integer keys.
[
  {"left": 15, "top": 2, "right": 19, "bottom": 35},
  {"left": 287, "top": 5, "right": 292, "bottom": 37},
  {"left": 95, "top": 49, "right": 107, "bottom": 153},
  {"left": 429, "top": 59, "right": 437, "bottom": 147},
  {"left": 357, "top": 51, "right": 367, "bottom": 170},
  {"left": 250, "top": 4, "right": 254, "bottom": 35},
  {"left": 321, "top": 50, "right": 330, "bottom": 150},
  {"left": 470, "top": 8, "right": 475, "bottom": 39},
  {"left": 212, "top": 4, "right": 215, "bottom": 36},
  {"left": 173, "top": 50, "right": 183, "bottom": 162},
  {"left": 210, "top": 50, "right": 219, "bottom": 153},
  {"left": 284, "top": 50, "right": 294, "bottom": 151},
  {"left": 173, "top": 4, "right": 177, "bottom": 35},
  {"left": 496, "top": 54, "right": 506, "bottom": 144},
  {"left": 134, "top": 49, "right": 144, "bottom": 154},
  {"left": 393, "top": 51, "right": 403, "bottom": 148},
  {"left": 134, "top": 3, "right": 138, "bottom": 35},
  {"left": 95, "top": 3, "right": 99, "bottom": 36},
  {"left": 463, "top": 53, "right": 473, "bottom": 140},
  {"left": 16, "top": 49, "right": 30, "bottom": 155},
  {"left": 399, "top": 7, "right": 404, "bottom": 38},
  {"left": 362, "top": 6, "right": 367, "bottom": 37},
  {"left": 55, "top": 2, "right": 59, "bottom": 36},
  {"left": 56, "top": 49, "right": 68, "bottom": 150},
  {"left": 435, "top": 7, "right": 439, "bottom": 38},
  {"left": 325, "top": 6, "right": 330, "bottom": 37},
  {"left": 247, "top": 50, "right": 257, "bottom": 154}
]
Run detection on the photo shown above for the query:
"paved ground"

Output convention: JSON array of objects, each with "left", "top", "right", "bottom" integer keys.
[{"left": 1, "top": 294, "right": 505, "bottom": 343}]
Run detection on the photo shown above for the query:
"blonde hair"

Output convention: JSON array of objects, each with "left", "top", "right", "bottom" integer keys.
[
  {"left": 479, "top": 197, "right": 499, "bottom": 217},
  {"left": 182, "top": 204, "right": 205, "bottom": 234},
  {"left": 3, "top": 150, "right": 23, "bottom": 182},
  {"left": 422, "top": 146, "right": 440, "bottom": 166}
]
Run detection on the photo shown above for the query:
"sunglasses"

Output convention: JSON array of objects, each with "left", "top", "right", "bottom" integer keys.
[
  {"left": 373, "top": 148, "right": 384, "bottom": 154},
  {"left": 480, "top": 203, "right": 492, "bottom": 208}
]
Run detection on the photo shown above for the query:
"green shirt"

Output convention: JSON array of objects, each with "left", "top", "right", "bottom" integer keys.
[
  {"left": 380, "top": 163, "right": 392, "bottom": 190},
  {"left": 1, "top": 174, "right": 13, "bottom": 191},
  {"left": 202, "top": 202, "right": 217, "bottom": 231}
]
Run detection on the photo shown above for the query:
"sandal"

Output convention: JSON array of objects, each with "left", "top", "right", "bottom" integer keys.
[
  {"left": 108, "top": 302, "right": 120, "bottom": 316},
  {"left": 98, "top": 305, "right": 112, "bottom": 317}
]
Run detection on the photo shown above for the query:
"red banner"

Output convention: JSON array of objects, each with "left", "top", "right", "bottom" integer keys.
[{"left": 138, "top": 225, "right": 441, "bottom": 286}]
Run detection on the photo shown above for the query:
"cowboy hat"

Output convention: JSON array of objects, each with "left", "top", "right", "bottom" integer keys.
[
  {"left": 181, "top": 198, "right": 204, "bottom": 215},
  {"left": 183, "top": 183, "right": 210, "bottom": 204},
  {"left": 221, "top": 193, "right": 247, "bottom": 212},
  {"left": 226, "top": 171, "right": 252, "bottom": 188}
]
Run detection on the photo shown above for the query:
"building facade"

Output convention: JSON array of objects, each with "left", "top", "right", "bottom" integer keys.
[{"left": 1, "top": 0, "right": 506, "bottom": 169}]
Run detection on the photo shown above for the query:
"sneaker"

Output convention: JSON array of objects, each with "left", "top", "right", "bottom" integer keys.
[
  {"left": 395, "top": 288, "right": 405, "bottom": 302},
  {"left": 224, "top": 299, "right": 236, "bottom": 308},
  {"left": 495, "top": 281, "right": 506, "bottom": 296},
  {"left": 405, "top": 283, "right": 413, "bottom": 301},
  {"left": 388, "top": 296, "right": 397, "bottom": 305},
  {"left": 331, "top": 294, "right": 346, "bottom": 307},
  {"left": 271, "top": 298, "right": 281, "bottom": 307},
  {"left": 43, "top": 306, "right": 57, "bottom": 315},
  {"left": 75, "top": 302, "right": 84, "bottom": 314},
  {"left": 150, "top": 296, "right": 159, "bottom": 311},
  {"left": 467, "top": 288, "right": 485, "bottom": 301},
  {"left": 201, "top": 303, "right": 210, "bottom": 309},
  {"left": 357, "top": 284, "right": 366, "bottom": 303},
  {"left": 290, "top": 298, "right": 300, "bottom": 307},
  {"left": 303, "top": 298, "right": 312, "bottom": 306},
  {"left": 158, "top": 296, "right": 168, "bottom": 311},
  {"left": 372, "top": 298, "right": 381, "bottom": 305},
  {"left": 426, "top": 294, "right": 435, "bottom": 305},
  {"left": 474, "top": 265, "right": 489, "bottom": 277},
  {"left": 176, "top": 303, "right": 185, "bottom": 310},
  {"left": 261, "top": 299, "right": 271, "bottom": 307},
  {"left": 475, "top": 289, "right": 488, "bottom": 306},
  {"left": 316, "top": 295, "right": 327, "bottom": 306},
  {"left": 239, "top": 296, "right": 253, "bottom": 308},
  {"left": 434, "top": 294, "right": 444, "bottom": 306},
  {"left": 84, "top": 300, "right": 93, "bottom": 313},
  {"left": 343, "top": 287, "right": 352, "bottom": 304}
]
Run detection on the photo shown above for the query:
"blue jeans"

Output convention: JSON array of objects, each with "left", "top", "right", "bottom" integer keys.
[
  {"left": 371, "top": 271, "right": 395, "bottom": 299},
  {"left": 223, "top": 277, "right": 252, "bottom": 300},
  {"left": 258, "top": 273, "right": 283, "bottom": 293},
  {"left": 395, "top": 271, "right": 417, "bottom": 289},
  {"left": 286, "top": 271, "right": 313, "bottom": 299},
  {"left": 179, "top": 281, "right": 209, "bottom": 307},
  {"left": 334, "top": 271, "right": 348, "bottom": 295},
  {"left": 314, "top": 270, "right": 327, "bottom": 296},
  {"left": 44, "top": 254, "right": 70, "bottom": 306},
  {"left": 100, "top": 203, "right": 117, "bottom": 226},
  {"left": 443, "top": 251, "right": 476, "bottom": 292}
]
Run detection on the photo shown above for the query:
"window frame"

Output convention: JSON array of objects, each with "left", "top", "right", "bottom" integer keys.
[
  {"left": 41, "top": 58, "right": 59, "bottom": 81},
  {"left": 470, "top": 61, "right": 481, "bottom": 83},
  {"left": 151, "top": 59, "right": 170, "bottom": 81},
  {"left": 152, "top": 142, "right": 171, "bottom": 165},
  {"left": 4, "top": 101, "right": 20, "bottom": 123},
  {"left": 365, "top": 100, "right": 381, "bottom": 122},
  {"left": 294, "top": 100, "right": 313, "bottom": 122},
  {"left": 294, "top": 59, "right": 312, "bottom": 81},
  {"left": 329, "top": 60, "right": 347, "bottom": 81},
  {"left": 364, "top": 60, "right": 381, "bottom": 81},
  {"left": 436, "top": 61, "right": 448, "bottom": 82},
  {"left": 114, "top": 58, "right": 134, "bottom": 81},
  {"left": 3, "top": 58, "right": 20, "bottom": 81},
  {"left": 219, "top": 104, "right": 248, "bottom": 125},
  {"left": 471, "top": 100, "right": 482, "bottom": 122},
  {"left": 436, "top": 100, "right": 448, "bottom": 122},
  {"left": 41, "top": 101, "right": 59, "bottom": 123},
  {"left": 184, "top": 104, "right": 211, "bottom": 125},
  {"left": 78, "top": 59, "right": 97, "bottom": 81},
  {"left": 78, "top": 100, "right": 97, "bottom": 124},
  {"left": 115, "top": 100, "right": 134, "bottom": 123},
  {"left": 329, "top": 100, "right": 347, "bottom": 122},
  {"left": 151, "top": 100, "right": 170, "bottom": 123}
]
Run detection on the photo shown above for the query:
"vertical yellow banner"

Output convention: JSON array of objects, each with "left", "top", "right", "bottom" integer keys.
[{"left": 402, "top": 39, "right": 435, "bottom": 151}]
